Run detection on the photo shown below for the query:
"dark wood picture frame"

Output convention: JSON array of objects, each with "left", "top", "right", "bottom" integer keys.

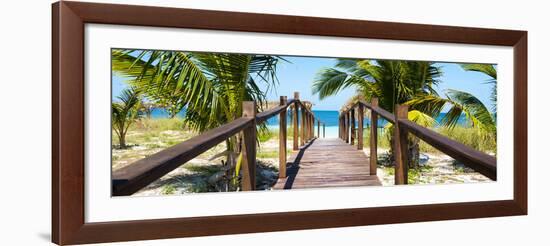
[{"left": 52, "top": 1, "right": 527, "bottom": 245}]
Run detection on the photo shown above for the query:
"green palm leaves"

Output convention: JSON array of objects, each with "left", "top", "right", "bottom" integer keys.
[
  {"left": 112, "top": 49, "right": 282, "bottom": 190},
  {"left": 313, "top": 59, "right": 497, "bottom": 153},
  {"left": 313, "top": 59, "right": 442, "bottom": 112},
  {"left": 408, "top": 64, "right": 497, "bottom": 140},
  {"left": 460, "top": 64, "right": 497, "bottom": 112},
  {"left": 406, "top": 90, "right": 495, "bottom": 135},
  {"left": 112, "top": 49, "right": 281, "bottom": 132},
  {"left": 112, "top": 87, "right": 142, "bottom": 148},
  {"left": 460, "top": 64, "right": 496, "bottom": 79}
]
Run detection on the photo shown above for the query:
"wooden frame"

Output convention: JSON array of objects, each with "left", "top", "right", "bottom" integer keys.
[{"left": 52, "top": 1, "right": 527, "bottom": 245}]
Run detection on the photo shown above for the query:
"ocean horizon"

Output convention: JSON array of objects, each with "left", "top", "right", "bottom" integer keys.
[{"left": 148, "top": 108, "right": 469, "bottom": 138}]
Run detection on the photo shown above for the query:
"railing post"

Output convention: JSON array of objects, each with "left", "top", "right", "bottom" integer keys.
[
  {"left": 346, "top": 110, "right": 351, "bottom": 143},
  {"left": 311, "top": 114, "right": 314, "bottom": 139},
  {"left": 241, "top": 101, "right": 256, "bottom": 190},
  {"left": 308, "top": 114, "right": 311, "bottom": 140},
  {"left": 305, "top": 112, "right": 309, "bottom": 141},
  {"left": 340, "top": 114, "right": 346, "bottom": 141},
  {"left": 342, "top": 115, "right": 345, "bottom": 141},
  {"left": 309, "top": 113, "right": 315, "bottom": 139},
  {"left": 301, "top": 103, "right": 306, "bottom": 146},
  {"left": 310, "top": 114, "right": 314, "bottom": 139},
  {"left": 323, "top": 123, "right": 325, "bottom": 138},
  {"left": 310, "top": 115, "right": 313, "bottom": 139},
  {"left": 342, "top": 115, "right": 346, "bottom": 141},
  {"left": 341, "top": 116, "right": 344, "bottom": 140},
  {"left": 394, "top": 104, "right": 409, "bottom": 185},
  {"left": 338, "top": 116, "right": 342, "bottom": 139},
  {"left": 370, "top": 98, "right": 378, "bottom": 175},
  {"left": 308, "top": 113, "right": 311, "bottom": 140},
  {"left": 344, "top": 112, "right": 349, "bottom": 143},
  {"left": 317, "top": 119, "right": 320, "bottom": 138},
  {"left": 350, "top": 108, "right": 356, "bottom": 145},
  {"left": 293, "top": 92, "right": 299, "bottom": 150},
  {"left": 358, "top": 104, "right": 364, "bottom": 150},
  {"left": 279, "top": 96, "right": 287, "bottom": 178},
  {"left": 342, "top": 115, "right": 345, "bottom": 140}
]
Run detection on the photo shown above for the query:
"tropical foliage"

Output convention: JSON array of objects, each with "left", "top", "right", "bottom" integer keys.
[
  {"left": 112, "top": 87, "right": 142, "bottom": 148},
  {"left": 112, "top": 50, "right": 281, "bottom": 129},
  {"left": 461, "top": 64, "right": 497, "bottom": 111},
  {"left": 111, "top": 49, "right": 283, "bottom": 190},
  {"left": 313, "top": 59, "right": 442, "bottom": 113},
  {"left": 406, "top": 64, "right": 497, "bottom": 141},
  {"left": 406, "top": 89, "right": 496, "bottom": 139}
]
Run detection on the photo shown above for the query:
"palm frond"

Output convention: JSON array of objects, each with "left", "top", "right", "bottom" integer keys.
[
  {"left": 446, "top": 89, "right": 495, "bottom": 134},
  {"left": 312, "top": 68, "right": 362, "bottom": 99},
  {"left": 406, "top": 90, "right": 496, "bottom": 138},
  {"left": 460, "top": 64, "right": 496, "bottom": 80},
  {"left": 408, "top": 110, "right": 437, "bottom": 128},
  {"left": 460, "top": 63, "right": 497, "bottom": 114}
]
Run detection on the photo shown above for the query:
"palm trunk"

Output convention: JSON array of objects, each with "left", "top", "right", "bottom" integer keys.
[
  {"left": 119, "top": 128, "right": 126, "bottom": 149},
  {"left": 408, "top": 137, "right": 420, "bottom": 169},
  {"left": 120, "top": 135, "right": 126, "bottom": 149},
  {"left": 223, "top": 135, "right": 241, "bottom": 191},
  {"left": 116, "top": 125, "right": 127, "bottom": 149},
  {"left": 389, "top": 134, "right": 420, "bottom": 173}
]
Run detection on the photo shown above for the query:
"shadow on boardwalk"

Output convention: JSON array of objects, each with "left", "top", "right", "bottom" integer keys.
[
  {"left": 273, "top": 138, "right": 381, "bottom": 190},
  {"left": 280, "top": 139, "right": 316, "bottom": 189}
]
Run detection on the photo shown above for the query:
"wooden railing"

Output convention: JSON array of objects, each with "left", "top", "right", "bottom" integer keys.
[
  {"left": 339, "top": 98, "right": 497, "bottom": 184},
  {"left": 112, "top": 92, "right": 325, "bottom": 196}
]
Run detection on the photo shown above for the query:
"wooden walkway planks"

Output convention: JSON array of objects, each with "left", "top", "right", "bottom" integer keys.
[{"left": 273, "top": 138, "right": 381, "bottom": 190}]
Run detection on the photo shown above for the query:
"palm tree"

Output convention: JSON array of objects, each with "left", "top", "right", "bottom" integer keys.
[
  {"left": 313, "top": 59, "right": 443, "bottom": 168},
  {"left": 313, "top": 59, "right": 442, "bottom": 112},
  {"left": 112, "top": 87, "right": 142, "bottom": 148},
  {"left": 407, "top": 64, "right": 497, "bottom": 143},
  {"left": 111, "top": 49, "right": 282, "bottom": 190}
]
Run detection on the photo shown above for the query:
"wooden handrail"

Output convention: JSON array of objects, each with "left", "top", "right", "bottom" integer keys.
[
  {"left": 341, "top": 100, "right": 395, "bottom": 123},
  {"left": 112, "top": 117, "right": 254, "bottom": 196},
  {"left": 113, "top": 92, "right": 325, "bottom": 196},
  {"left": 295, "top": 100, "right": 322, "bottom": 124},
  {"left": 256, "top": 99, "right": 324, "bottom": 126},
  {"left": 357, "top": 101, "right": 395, "bottom": 123},
  {"left": 256, "top": 99, "right": 295, "bottom": 123},
  {"left": 398, "top": 119, "right": 497, "bottom": 180},
  {"left": 340, "top": 97, "right": 497, "bottom": 182}
]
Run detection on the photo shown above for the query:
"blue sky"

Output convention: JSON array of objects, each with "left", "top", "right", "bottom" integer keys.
[{"left": 112, "top": 55, "right": 495, "bottom": 111}]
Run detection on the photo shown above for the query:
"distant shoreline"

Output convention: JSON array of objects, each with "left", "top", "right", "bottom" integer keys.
[{"left": 146, "top": 108, "right": 471, "bottom": 128}]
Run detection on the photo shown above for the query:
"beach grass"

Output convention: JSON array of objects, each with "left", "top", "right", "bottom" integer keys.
[
  {"left": 113, "top": 118, "right": 287, "bottom": 170},
  {"left": 362, "top": 126, "right": 495, "bottom": 154},
  {"left": 362, "top": 128, "right": 392, "bottom": 149},
  {"left": 132, "top": 117, "right": 186, "bottom": 131},
  {"left": 433, "top": 127, "right": 496, "bottom": 153}
]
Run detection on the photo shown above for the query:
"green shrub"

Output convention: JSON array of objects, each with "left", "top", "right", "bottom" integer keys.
[
  {"left": 363, "top": 127, "right": 391, "bottom": 149},
  {"left": 362, "top": 125, "right": 495, "bottom": 154}
]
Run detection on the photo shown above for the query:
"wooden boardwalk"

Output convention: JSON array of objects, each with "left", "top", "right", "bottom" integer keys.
[
  {"left": 273, "top": 138, "right": 381, "bottom": 189},
  {"left": 111, "top": 94, "right": 496, "bottom": 196}
]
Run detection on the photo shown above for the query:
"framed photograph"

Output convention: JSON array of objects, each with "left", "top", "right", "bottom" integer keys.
[{"left": 52, "top": 1, "right": 527, "bottom": 245}]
